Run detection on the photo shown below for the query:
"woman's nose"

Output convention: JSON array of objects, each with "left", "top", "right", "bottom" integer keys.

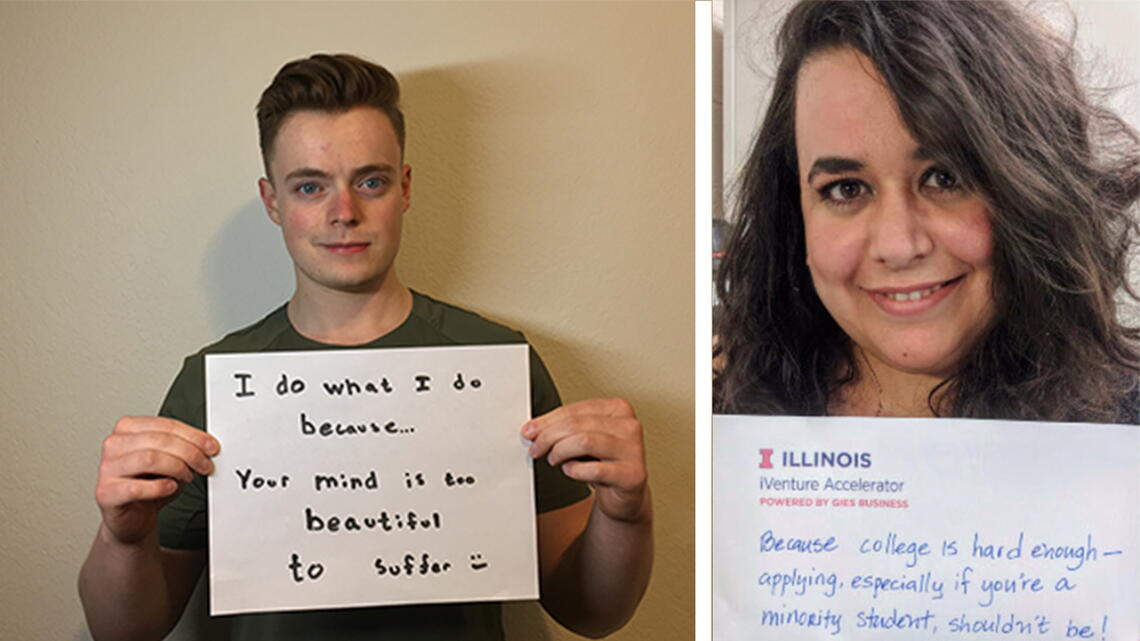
[{"left": 868, "top": 189, "right": 934, "bottom": 268}]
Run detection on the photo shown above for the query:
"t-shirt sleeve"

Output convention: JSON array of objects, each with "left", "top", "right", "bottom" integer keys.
[
  {"left": 528, "top": 345, "right": 592, "bottom": 513},
  {"left": 156, "top": 356, "right": 210, "bottom": 550}
]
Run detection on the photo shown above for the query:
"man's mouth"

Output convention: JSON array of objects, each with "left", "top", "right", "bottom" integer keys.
[{"left": 320, "top": 242, "right": 370, "bottom": 254}]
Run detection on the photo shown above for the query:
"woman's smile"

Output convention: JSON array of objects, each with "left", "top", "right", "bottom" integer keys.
[{"left": 863, "top": 275, "right": 965, "bottom": 316}]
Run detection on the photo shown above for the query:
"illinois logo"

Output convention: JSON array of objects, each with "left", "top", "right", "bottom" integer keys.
[{"left": 758, "top": 448, "right": 775, "bottom": 469}]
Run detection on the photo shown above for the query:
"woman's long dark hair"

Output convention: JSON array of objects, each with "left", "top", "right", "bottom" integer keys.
[{"left": 715, "top": 0, "right": 1139, "bottom": 422}]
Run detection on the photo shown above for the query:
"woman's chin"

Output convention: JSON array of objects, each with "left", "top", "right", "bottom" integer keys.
[{"left": 865, "top": 343, "right": 965, "bottom": 380}]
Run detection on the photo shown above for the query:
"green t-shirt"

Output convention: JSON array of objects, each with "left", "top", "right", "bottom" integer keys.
[{"left": 157, "top": 291, "right": 590, "bottom": 640}]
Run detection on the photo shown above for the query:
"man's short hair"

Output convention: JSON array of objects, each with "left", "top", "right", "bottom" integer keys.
[{"left": 256, "top": 53, "right": 406, "bottom": 179}]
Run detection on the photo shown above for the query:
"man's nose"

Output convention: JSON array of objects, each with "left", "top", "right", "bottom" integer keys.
[
  {"left": 329, "top": 187, "right": 360, "bottom": 226},
  {"left": 868, "top": 189, "right": 934, "bottom": 269}
]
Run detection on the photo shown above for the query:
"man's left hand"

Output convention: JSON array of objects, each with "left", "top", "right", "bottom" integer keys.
[{"left": 522, "top": 398, "right": 649, "bottom": 524}]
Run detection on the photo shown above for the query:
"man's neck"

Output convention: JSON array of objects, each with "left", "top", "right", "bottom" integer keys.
[{"left": 286, "top": 276, "right": 413, "bottom": 346}]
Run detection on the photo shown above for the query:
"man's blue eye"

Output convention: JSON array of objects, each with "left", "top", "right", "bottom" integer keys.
[
  {"left": 298, "top": 183, "right": 319, "bottom": 195},
  {"left": 362, "top": 178, "right": 382, "bottom": 190}
]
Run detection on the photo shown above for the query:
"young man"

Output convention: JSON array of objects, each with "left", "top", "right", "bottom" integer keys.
[{"left": 79, "top": 54, "right": 652, "bottom": 641}]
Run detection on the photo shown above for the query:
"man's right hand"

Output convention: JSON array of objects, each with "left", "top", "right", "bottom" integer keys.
[
  {"left": 95, "top": 416, "right": 219, "bottom": 545},
  {"left": 81, "top": 416, "right": 215, "bottom": 641}
]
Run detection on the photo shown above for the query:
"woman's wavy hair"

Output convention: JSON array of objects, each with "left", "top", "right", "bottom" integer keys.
[{"left": 715, "top": 0, "right": 1140, "bottom": 422}]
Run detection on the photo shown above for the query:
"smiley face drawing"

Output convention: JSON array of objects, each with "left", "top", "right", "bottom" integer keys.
[{"left": 469, "top": 553, "right": 488, "bottom": 571}]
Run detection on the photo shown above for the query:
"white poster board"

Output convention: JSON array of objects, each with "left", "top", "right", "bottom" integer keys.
[
  {"left": 205, "top": 344, "right": 537, "bottom": 615},
  {"left": 713, "top": 415, "right": 1139, "bottom": 640}
]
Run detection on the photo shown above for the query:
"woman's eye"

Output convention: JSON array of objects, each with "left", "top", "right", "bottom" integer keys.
[
  {"left": 922, "top": 168, "right": 962, "bottom": 191},
  {"left": 820, "top": 179, "right": 867, "bottom": 203}
]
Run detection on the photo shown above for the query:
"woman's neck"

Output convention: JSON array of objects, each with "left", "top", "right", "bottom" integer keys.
[{"left": 831, "top": 347, "right": 948, "bottom": 418}]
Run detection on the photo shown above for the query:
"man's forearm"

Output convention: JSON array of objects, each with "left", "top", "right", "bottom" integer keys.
[
  {"left": 541, "top": 492, "right": 653, "bottom": 637},
  {"left": 78, "top": 525, "right": 186, "bottom": 641}
]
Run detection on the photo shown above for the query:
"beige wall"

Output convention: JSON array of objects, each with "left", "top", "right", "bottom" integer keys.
[{"left": 0, "top": 2, "right": 693, "bottom": 640}]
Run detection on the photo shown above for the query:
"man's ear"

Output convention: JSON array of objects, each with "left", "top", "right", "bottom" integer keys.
[
  {"left": 400, "top": 164, "right": 412, "bottom": 213},
  {"left": 258, "top": 177, "right": 282, "bottom": 225}
]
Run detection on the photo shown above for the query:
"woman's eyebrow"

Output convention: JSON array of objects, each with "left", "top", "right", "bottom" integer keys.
[{"left": 806, "top": 156, "right": 864, "bottom": 182}]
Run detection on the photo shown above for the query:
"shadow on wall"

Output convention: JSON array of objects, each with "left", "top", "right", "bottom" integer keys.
[
  {"left": 202, "top": 198, "right": 294, "bottom": 337},
  {"left": 395, "top": 64, "right": 481, "bottom": 301},
  {"left": 396, "top": 56, "right": 570, "bottom": 305}
]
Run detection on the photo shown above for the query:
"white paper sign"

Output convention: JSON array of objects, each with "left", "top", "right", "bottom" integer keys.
[
  {"left": 713, "top": 415, "right": 1139, "bottom": 640},
  {"left": 205, "top": 344, "right": 537, "bottom": 615}
]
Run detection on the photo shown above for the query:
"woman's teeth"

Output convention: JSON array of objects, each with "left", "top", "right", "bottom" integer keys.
[{"left": 884, "top": 282, "right": 945, "bottom": 301}]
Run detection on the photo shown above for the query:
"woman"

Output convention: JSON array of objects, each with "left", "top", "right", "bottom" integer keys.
[{"left": 715, "top": 0, "right": 1139, "bottom": 422}]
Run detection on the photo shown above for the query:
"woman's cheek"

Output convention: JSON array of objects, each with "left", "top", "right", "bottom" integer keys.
[
  {"left": 804, "top": 214, "right": 865, "bottom": 283},
  {"left": 941, "top": 203, "right": 995, "bottom": 267}
]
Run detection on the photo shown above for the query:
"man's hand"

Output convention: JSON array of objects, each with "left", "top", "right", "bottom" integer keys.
[
  {"left": 81, "top": 416, "right": 218, "bottom": 641},
  {"left": 522, "top": 398, "right": 649, "bottom": 524},
  {"left": 523, "top": 398, "right": 652, "bottom": 636},
  {"left": 95, "top": 416, "right": 219, "bottom": 545}
]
